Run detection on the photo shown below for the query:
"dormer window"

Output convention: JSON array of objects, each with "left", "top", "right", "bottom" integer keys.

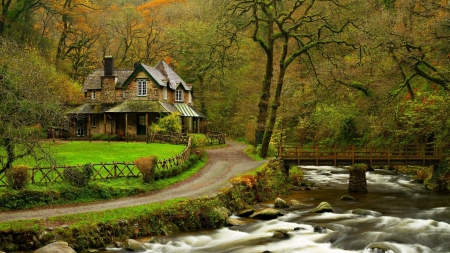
[
  {"left": 175, "top": 90, "right": 184, "bottom": 102},
  {"left": 137, "top": 79, "right": 147, "bottom": 96},
  {"left": 92, "top": 90, "right": 96, "bottom": 100}
]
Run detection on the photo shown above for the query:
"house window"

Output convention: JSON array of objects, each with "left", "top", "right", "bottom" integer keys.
[
  {"left": 92, "top": 115, "right": 96, "bottom": 128},
  {"left": 175, "top": 90, "right": 184, "bottom": 102},
  {"left": 123, "top": 89, "right": 126, "bottom": 98},
  {"left": 163, "top": 87, "right": 167, "bottom": 100},
  {"left": 137, "top": 80, "right": 147, "bottom": 96},
  {"left": 92, "top": 90, "right": 96, "bottom": 100}
]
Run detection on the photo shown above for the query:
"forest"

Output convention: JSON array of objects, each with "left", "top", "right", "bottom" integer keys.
[{"left": 0, "top": 0, "right": 449, "bottom": 158}]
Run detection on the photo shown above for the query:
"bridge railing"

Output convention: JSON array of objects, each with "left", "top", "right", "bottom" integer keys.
[{"left": 278, "top": 144, "right": 450, "bottom": 166}]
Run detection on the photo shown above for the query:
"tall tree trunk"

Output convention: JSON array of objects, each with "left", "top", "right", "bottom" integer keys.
[
  {"left": 260, "top": 36, "right": 288, "bottom": 158},
  {"left": 255, "top": 20, "right": 274, "bottom": 149},
  {"left": 0, "top": 137, "right": 14, "bottom": 175}
]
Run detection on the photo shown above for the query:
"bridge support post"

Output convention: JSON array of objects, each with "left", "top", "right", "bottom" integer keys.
[
  {"left": 281, "top": 159, "right": 290, "bottom": 178},
  {"left": 348, "top": 164, "right": 368, "bottom": 193}
]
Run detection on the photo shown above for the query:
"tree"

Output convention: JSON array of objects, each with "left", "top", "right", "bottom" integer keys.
[
  {"left": 230, "top": 0, "right": 358, "bottom": 157},
  {"left": 0, "top": 38, "right": 76, "bottom": 175}
]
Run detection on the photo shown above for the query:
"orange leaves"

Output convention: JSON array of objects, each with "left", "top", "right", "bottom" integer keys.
[
  {"left": 230, "top": 175, "right": 257, "bottom": 189},
  {"left": 137, "top": 0, "right": 186, "bottom": 11}
]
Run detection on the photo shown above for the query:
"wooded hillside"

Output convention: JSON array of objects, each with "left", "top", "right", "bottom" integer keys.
[{"left": 1, "top": 0, "right": 449, "bottom": 156}]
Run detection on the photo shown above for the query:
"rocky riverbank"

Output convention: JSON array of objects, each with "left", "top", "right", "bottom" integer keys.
[{"left": 0, "top": 159, "right": 292, "bottom": 252}]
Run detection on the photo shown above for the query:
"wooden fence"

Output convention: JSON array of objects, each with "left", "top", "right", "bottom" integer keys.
[
  {"left": 0, "top": 137, "right": 192, "bottom": 187},
  {"left": 206, "top": 131, "right": 226, "bottom": 145}
]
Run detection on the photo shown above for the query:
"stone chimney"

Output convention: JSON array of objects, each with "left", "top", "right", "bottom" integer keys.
[
  {"left": 104, "top": 56, "right": 114, "bottom": 76},
  {"left": 101, "top": 56, "right": 116, "bottom": 103}
]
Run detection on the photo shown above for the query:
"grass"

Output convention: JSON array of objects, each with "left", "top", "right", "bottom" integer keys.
[
  {"left": 12, "top": 141, "right": 186, "bottom": 167},
  {"left": 243, "top": 144, "right": 265, "bottom": 161}
]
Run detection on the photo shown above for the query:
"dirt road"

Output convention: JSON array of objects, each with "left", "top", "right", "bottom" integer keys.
[{"left": 0, "top": 141, "right": 265, "bottom": 222}]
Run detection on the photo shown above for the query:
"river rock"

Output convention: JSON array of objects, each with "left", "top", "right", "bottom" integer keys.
[
  {"left": 123, "top": 239, "right": 147, "bottom": 252},
  {"left": 274, "top": 197, "right": 289, "bottom": 208},
  {"left": 162, "top": 222, "right": 179, "bottom": 236},
  {"left": 236, "top": 208, "right": 254, "bottom": 217},
  {"left": 215, "top": 206, "right": 232, "bottom": 218},
  {"left": 310, "top": 202, "right": 334, "bottom": 213},
  {"left": 340, "top": 195, "right": 355, "bottom": 201},
  {"left": 272, "top": 230, "right": 290, "bottom": 239},
  {"left": 290, "top": 199, "right": 304, "bottom": 206},
  {"left": 313, "top": 225, "right": 331, "bottom": 234},
  {"left": 250, "top": 208, "right": 283, "bottom": 220},
  {"left": 352, "top": 208, "right": 366, "bottom": 215},
  {"left": 34, "top": 242, "right": 76, "bottom": 253},
  {"left": 226, "top": 217, "right": 247, "bottom": 226},
  {"left": 365, "top": 243, "right": 398, "bottom": 253}
]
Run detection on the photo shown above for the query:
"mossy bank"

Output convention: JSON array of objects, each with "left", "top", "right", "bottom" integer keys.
[{"left": 0, "top": 159, "right": 292, "bottom": 252}]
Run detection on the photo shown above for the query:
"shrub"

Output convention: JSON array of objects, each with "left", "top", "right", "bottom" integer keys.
[
  {"left": 6, "top": 165, "right": 30, "bottom": 190},
  {"left": 350, "top": 163, "right": 368, "bottom": 171},
  {"left": 134, "top": 156, "right": 157, "bottom": 183},
  {"left": 194, "top": 148, "right": 204, "bottom": 159},
  {"left": 63, "top": 164, "right": 93, "bottom": 187},
  {"left": 289, "top": 166, "right": 304, "bottom": 186},
  {"left": 150, "top": 112, "right": 182, "bottom": 134}
]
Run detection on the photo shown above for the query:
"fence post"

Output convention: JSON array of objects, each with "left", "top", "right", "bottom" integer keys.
[
  {"left": 351, "top": 145, "right": 355, "bottom": 166},
  {"left": 315, "top": 145, "right": 319, "bottom": 166},
  {"left": 334, "top": 145, "right": 337, "bottom": 166}
]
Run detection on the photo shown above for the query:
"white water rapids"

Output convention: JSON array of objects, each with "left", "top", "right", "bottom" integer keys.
[{"left": 105, "top": 166, "right": 450, "bottom": 253}]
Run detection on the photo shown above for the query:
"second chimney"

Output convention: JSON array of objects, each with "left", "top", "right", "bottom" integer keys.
[{"left": 104, "top": 56, "right": 114, "bottom": 76}]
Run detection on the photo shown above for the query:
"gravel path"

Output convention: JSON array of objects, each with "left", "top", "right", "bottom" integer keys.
[{"left": 0, "top": 141, "right": 266, "bottom": 222}]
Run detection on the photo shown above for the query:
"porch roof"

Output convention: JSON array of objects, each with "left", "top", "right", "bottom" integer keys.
[
  {"left": 106, "top": 100, "right": 168, "bottom": 113},
  {"left": 160, "top": 102, "right": 206, "bottom": 118},
  {"left": 68, "top": 101, "right": 205, "bottom": 117}
]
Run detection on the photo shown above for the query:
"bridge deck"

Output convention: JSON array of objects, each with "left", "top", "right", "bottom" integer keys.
[{"left": 279, "top": 145, "right": 449, "bottom": 167}]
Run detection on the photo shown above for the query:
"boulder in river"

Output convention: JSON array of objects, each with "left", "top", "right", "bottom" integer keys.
[
  {"left": 250, "top": 208, "right": 283, "bottom": 220},
  {"left": 236, "top": 208, "right": 254, "bottom": 217},
  {"left": 310, "top": 202, "right": 334, "bottom": 213},
  {"left": 123, "top": 239, "right": 147, "bottom": 252},
  {"left": 272, "top": 230, "right": 290, "bottom": 239},
  {"left": 226, "top": 217, "right": 247, "bottom": 226},
  {"left": 34, "top": 242, "right": 76, "bottom": 253},
  {"left": 340, "top": 195, "right": 355, "bottom": 201},
  {"left": 290, "top": 199, "right": 304, "bottom": 206},
  {"left": 274, "top": 197, "right": 290, "bottom": 208}
]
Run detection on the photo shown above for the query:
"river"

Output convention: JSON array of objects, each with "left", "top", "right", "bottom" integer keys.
[{"left": 105, "top": 166, "right": 450, "bottom": 253}]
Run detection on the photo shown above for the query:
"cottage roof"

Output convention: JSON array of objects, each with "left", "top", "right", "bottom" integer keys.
[
  {"left": 83, "top": 70, "right": 133, "bottom": 91},
  {"left": 154, "top": 61, "right": 191, "bottom": 91}
]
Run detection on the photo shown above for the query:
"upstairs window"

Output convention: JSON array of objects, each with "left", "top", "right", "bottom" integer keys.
[
  {"left": 163, "top": 87, "right": 167, "bottom": 100},
  {"left": 175, "top": 90, "right": 184, "bottom": 102},
  {"left": 137, "top": 80, "right": 147, "bottom": 96},
  {"left": 92, "top": 90, "right": 96, "bottom": 100}
]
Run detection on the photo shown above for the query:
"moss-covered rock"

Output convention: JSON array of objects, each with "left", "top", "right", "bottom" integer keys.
[
  {"left": 311, "top": 202, "right": 334, "bottom": 213},
  {"left": 274, "top": 197, "right": 289, "bottom": 208},
  {"left": 340, "top": 195, "right": 355, "bottom": 201},
  {"left": 250, "top": 208, "right": 283, "bottom": 220},
  {"left": 123, "top": 239, "right": 147, "bottom": 252},
  {"left": 34, "top": 242, "right": 76, "bottom": 253}
]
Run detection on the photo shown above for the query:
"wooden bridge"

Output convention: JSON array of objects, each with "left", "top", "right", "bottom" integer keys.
[{"left": 278, "top": 144, "right": 450, "bottom": 167}]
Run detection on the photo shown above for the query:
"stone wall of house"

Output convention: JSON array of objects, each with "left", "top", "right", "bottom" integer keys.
[
  {"left": 101, "top": 76, "right": 116, "bottom": 103},
  {"left": 124, "top": 71, "right": 159, "bottom": 101}
]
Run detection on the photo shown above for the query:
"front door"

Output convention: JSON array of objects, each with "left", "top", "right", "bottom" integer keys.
[
  {"left": 76, "top": 119, "right": 85, "bottom": 137},
  {"left": 137, "top": 114, "right": 146, "bottom": 135}
]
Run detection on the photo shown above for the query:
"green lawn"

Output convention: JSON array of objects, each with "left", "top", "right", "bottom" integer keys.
[{"left": 14, "top": 141, "right": 186, "bottom": 167}]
